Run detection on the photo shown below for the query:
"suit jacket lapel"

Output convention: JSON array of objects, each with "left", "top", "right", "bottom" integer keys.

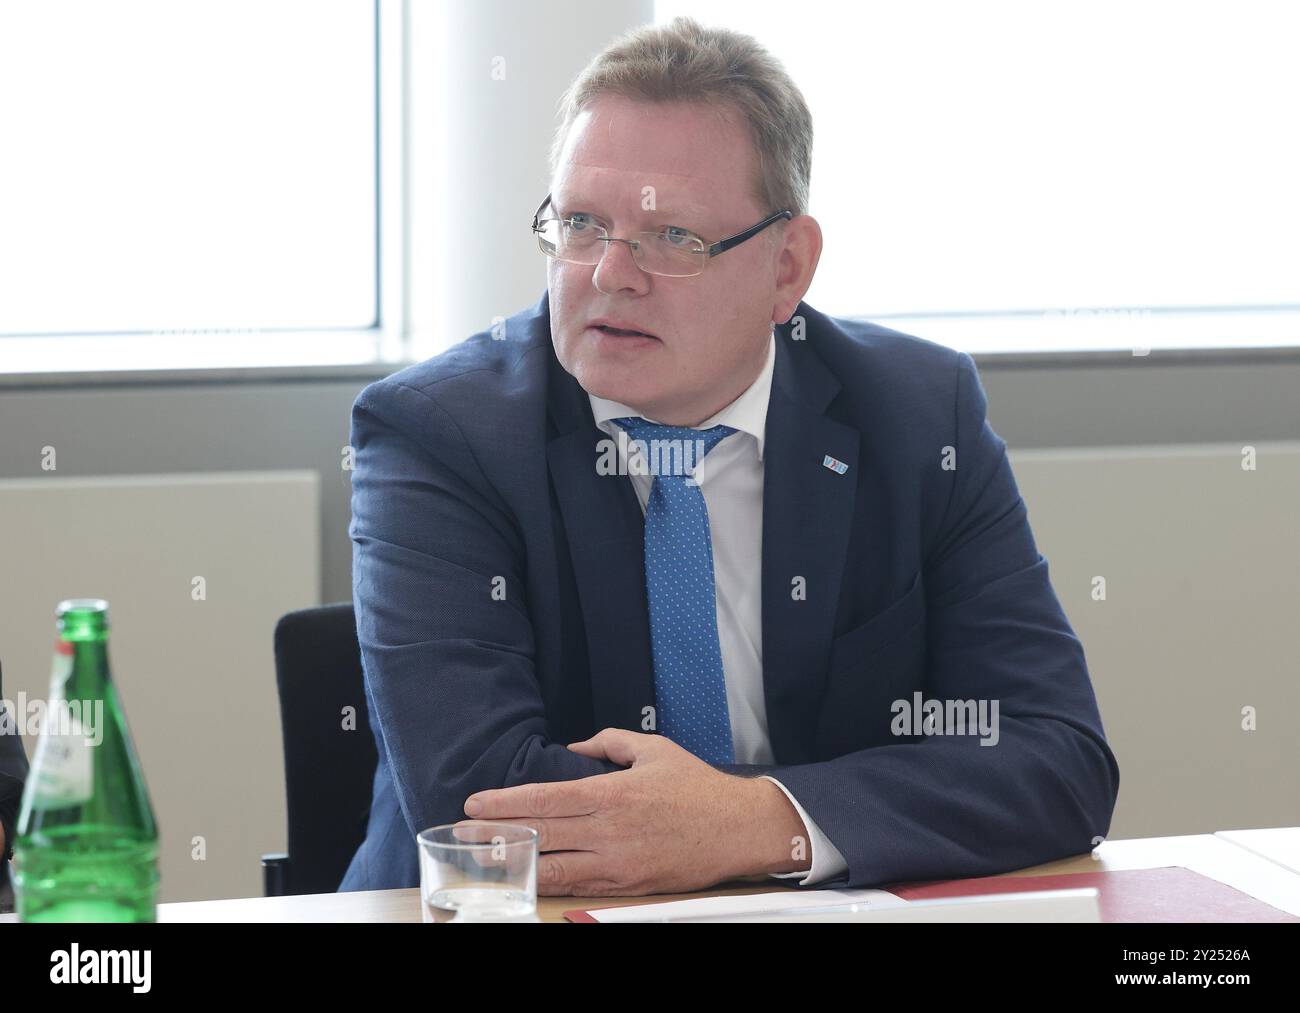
[
  {"left": 761, "top": 313, "right": 861, "bottom": 764},
  {"left": 542, "top": 307, "right": 656, "bottom": 733}
]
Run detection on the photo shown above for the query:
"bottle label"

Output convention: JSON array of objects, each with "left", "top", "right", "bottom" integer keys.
[{"left": 29, "top": 648, "right": 96, "bottom": 808}]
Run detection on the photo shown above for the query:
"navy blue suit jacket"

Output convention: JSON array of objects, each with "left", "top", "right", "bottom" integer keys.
[{"left": 339, "top": 289, "right": 1119, "bottom": 891}]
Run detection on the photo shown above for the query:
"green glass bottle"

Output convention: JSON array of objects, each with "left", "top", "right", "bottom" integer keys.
[{"left": 12, "top": 599, "right": 160, "bottom": 922}]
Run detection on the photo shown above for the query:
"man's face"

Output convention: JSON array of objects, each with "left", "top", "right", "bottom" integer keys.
[{"left": 547, "top": 95, "right": 782, "bottom": 426}]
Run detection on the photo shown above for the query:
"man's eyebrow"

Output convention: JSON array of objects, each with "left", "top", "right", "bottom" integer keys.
[
  {"left": 658, "top": 204, "right": 710, "bottom": 219},
  {"left": 555, "top": 196, "right": 710, "bottom": 221}
]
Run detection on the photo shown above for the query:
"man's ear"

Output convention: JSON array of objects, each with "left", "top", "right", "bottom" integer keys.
[{"left": 772, "top": 214, "right": 823, "bottom": 324}]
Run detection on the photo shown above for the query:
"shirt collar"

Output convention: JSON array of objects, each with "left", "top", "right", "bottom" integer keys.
[{"left": 586, "top": 329, "right": 776, "bottom": 461}]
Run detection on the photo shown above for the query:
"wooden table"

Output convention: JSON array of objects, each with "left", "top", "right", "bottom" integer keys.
[{"left": 7, "top": 831, "right": 1291, "bottom": 923}]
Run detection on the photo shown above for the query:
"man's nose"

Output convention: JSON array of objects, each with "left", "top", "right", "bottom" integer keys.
[{"left": 593, "top": 237, "right": 650, "bottom": 294}]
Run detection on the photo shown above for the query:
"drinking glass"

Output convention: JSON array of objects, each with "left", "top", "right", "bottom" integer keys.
[{"left": 417, "top": 822, "right": 539, "bottom": 923}]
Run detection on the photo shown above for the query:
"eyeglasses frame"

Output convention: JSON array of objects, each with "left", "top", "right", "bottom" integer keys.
[{"left": 530, "top": 192, "right": 794, "bottom": 274}]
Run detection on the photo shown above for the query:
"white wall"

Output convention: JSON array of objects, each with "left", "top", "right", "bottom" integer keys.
[
  {"left": 0, "top": 471, "right": 319, "bottom": 902},
  {"left": 412, "top": 0, "right": 655, "bottom": 354},
  {"left": 1012, "top": 442, "right": 1300, "bottom": 838}
]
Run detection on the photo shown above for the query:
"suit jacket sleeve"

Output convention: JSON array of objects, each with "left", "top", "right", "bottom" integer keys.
[
  {"left": 349, "top": 378, "right": 620, "bottom": 839},
  {"left": 766, "top": 351, "right": 1120, "bottom": 888}
]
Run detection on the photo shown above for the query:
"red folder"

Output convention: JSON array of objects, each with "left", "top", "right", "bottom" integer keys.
[
  {"left": 564, "top": 867, "right": 1300, "bottom": 922},
  {"left": 889, "top": 867, "right": 1298, "bottom": 922}
]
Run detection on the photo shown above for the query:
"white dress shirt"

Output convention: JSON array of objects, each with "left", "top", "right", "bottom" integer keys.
[{"left": 587, "top": 330, "right": 850, "bottom": 885}]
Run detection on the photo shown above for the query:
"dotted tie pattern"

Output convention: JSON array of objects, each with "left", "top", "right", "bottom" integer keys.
[{"left": 611, "top": 416, "right": 738, "bottom": 765}]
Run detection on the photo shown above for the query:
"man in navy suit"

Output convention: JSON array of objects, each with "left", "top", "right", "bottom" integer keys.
[{"left": 339, "top": 17, "right": 1118, "bottom": 895}]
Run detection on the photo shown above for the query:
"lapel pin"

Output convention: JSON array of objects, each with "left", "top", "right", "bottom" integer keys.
[{"left": 822, "top": 455, "right": 849, "bottom": 475}]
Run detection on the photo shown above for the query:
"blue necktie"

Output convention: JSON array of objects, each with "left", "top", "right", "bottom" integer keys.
[{"left": 611, "top": 416, "right": 737, "bottom": 764}]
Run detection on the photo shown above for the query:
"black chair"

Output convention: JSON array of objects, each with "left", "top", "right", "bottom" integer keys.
[{"left": 261, "top": 603, "right": 377, "bottom": 896}]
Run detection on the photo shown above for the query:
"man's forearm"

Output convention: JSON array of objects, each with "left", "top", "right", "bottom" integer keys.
[{"left": 768, "top": 715, "right": 1119, "bottom": 887}]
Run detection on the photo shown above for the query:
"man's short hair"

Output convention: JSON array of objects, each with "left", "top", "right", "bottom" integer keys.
[{"left": 549, "top": 16, "right": 814, "bottom": 226}]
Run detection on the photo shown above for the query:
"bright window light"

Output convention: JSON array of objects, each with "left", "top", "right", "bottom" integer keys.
[
  {"left": 656, "top": 0, "right": 1300, "bottom": 352},
  {"left": 0, "top": 0, "right": 377, "bottom": 337}
]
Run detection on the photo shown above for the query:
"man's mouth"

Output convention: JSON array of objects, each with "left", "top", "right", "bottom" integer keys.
[{"left": 590, "top": 324, "right": 657, "bottom": 339}]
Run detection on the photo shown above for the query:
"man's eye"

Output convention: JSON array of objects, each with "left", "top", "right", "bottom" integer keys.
[
  {"left": 565, "top": 213, "right": 595, "bottom": 231},
  {"left": 662, "top": 226, "right": 696, "bottom": 247}
]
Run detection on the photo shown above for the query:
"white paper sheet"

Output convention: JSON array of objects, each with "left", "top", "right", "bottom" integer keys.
[{"left": 585, "top": 888, "right": 908, "bottom": 922}]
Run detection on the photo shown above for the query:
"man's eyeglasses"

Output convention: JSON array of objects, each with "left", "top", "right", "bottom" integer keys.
[{"left": 530, "top": 193, "right": 793, "bottom": 278}]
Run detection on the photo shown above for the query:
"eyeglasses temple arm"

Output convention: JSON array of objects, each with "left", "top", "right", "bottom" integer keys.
[
  {"left": 531, "top": 192, "right": 553, "bottom": 230},
  {"left": 707, "top": 209, "right": 794, "bottom": 257}
]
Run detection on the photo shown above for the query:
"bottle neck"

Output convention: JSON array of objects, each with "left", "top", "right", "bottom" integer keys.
[{"left": 53, "top": 638, "right": 111, "bottom": 703}]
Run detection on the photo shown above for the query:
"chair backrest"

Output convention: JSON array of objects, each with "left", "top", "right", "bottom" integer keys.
[{"left": 271, "top": 603, "right": 377, "bottom": 895}]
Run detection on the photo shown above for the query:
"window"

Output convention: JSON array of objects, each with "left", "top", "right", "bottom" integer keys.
[
  {"left": 656, "top": 0, "right": 1300, "bottom": 353},
  {"left": 0, "top": 0, "right": 377, "bottom": 355}
]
